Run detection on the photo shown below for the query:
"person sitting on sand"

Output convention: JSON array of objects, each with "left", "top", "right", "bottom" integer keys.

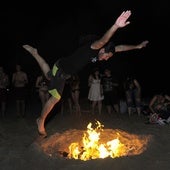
[{"left": 147, "top": 93, "right": 170, "bottom": 125}]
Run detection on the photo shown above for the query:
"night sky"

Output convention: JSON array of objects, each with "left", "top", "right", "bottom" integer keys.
[{"left": 1, "top": 1, "right": 170, "bottom": 97}]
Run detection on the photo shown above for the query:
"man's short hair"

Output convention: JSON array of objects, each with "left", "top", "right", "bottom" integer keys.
[{"left": 104, "top": 41, "right": 115, "bottom": 54}]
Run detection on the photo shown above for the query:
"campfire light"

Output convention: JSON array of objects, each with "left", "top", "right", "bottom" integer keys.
[
  {"left": 39, "top": 120, "right": 151, "bottom": 161},
  {"left": 68, "top": 121, "right": 129, "bottom": 161}
]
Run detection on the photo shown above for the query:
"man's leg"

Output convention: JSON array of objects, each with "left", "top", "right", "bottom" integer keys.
[
  {"left": 23, "top": 45, "right": 50, "bottom": 79},
  {"left": 37, "top": 95, "right": 59, "bottom": 136}
]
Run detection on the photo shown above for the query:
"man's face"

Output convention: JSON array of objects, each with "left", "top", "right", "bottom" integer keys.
[
  {"left": 98, "top": 48, "right": 113, "bottom": 61},
  {"left": 16, "top": 65, "right": 21, "bottom": 71}
]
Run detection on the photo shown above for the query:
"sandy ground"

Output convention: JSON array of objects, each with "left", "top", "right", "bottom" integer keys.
[{"left": 0, "top": 96, "right": 170, "bottom": 170}]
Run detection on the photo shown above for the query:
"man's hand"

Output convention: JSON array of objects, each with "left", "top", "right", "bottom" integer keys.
[
  {"left": 137, "top": 40, "right": 149, "bottom": 49},
  {"left": 115, "top": 10, "right": 131, "bottom": 28}
]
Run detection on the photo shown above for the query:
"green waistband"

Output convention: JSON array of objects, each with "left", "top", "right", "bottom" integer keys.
[
  {"left": 48, "top": 89, "right": 61, "bottom": 99},
  {"left": 52, "top": 64, "right": 58, "bottom": 76}
]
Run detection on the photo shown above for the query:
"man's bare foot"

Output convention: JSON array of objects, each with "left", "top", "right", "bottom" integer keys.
[
  {"left": 22, "top": 44, "right": 38, "bottom": 56},
  {"left": 36, "top": 117, "right": 47, "bottom": 137}
]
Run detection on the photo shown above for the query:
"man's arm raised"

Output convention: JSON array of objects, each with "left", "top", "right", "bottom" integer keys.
[{"left": 91, "top": 10, "right": 131, "bottom": 50}]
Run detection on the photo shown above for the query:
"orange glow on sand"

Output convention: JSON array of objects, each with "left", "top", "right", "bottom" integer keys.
[{"left": 37, "top": 121, "right": 151, "bottom": 161}]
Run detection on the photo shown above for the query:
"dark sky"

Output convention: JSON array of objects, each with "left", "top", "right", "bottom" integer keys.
[{"left": 1, "top": 0, "right": 170, "bottom": 96}]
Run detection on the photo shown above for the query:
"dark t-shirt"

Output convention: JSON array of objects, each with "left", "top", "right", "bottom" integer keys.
[
  {"left": 102, "top": 75, "right": 119, "bottom": 94},
  {"left": 59, "top": 42, "right": 99, "bottom": 74},
  {"left": 102, "top": 75, "right": 114, "bottom": 92}
]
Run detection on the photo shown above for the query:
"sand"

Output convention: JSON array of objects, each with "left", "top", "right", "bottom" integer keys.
[{"left": 0, "top": 97, "right": 170, "bottom": 170}]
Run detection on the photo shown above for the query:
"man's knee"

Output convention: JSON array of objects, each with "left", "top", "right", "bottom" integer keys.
[{"left": 50, "top": 95, "right": 61, "bottom": 105}]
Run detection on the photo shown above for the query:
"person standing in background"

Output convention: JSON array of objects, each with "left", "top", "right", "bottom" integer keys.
[
  {"left": 88, "top": 68, "right": 104, "bottom": 115},
  {"left": 70, "top": 74, "right": 81, "bottom": 116},
  {"left": 12, "top": 64, "right": 28, "bottom": 118},
  {"left": 124, "top": 76, "right": 141, "bottom": 116},
  {"left": 0, "top": 66, "right": 9, "bottom": 117},
  {"left": 102, "top": 68, "right": 120, "bottom": 115},
  {"left": 35, "top": 73, "right": 50, "bottom": 108}
]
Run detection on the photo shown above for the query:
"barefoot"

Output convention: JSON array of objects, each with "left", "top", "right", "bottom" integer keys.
[
  {"left": 36, "top": 117, "right": 47, "bottom": 137},
  {"left": 22, "top": 44, "right": 38, "bottom": 56}
]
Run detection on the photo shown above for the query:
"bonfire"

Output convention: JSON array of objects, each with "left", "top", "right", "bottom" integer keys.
[{"left": 38, "top": 120, "right": 151, "bottom": 161}]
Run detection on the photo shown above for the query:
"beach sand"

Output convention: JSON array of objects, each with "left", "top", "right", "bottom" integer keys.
[{"left": 0, "top": 97, "right": 170, "bottom": 170}]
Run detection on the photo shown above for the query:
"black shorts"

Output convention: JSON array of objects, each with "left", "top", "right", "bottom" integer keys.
[
  {"left": 103, "top": 91, "right": 119, "bottom": 106},
  {"left": 13, "top": 87, "right": 27, "bottom": 100},
  {"left": 48, "top": 62, "right": 71, "bottom": 100},
  {"left": 0, "top": 88, "right": 8, "bottom": 102}
]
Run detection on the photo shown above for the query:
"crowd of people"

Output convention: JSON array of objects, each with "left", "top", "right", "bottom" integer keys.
[
  {"left": 1, "top": 63, "right": 170, "bottom": 132},
  {"left": 1, "top": 64, "right": 170, "bottom": 122},
  {"left": 1, "top": 10, "right": 169, "bottom": 139},
  {"left": 0, "top": 65, "right": 29, "bottom": 118}
]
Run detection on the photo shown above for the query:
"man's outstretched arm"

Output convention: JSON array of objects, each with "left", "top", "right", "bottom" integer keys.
[
  {"left": 115, "top": 40, "right": 149, "bottom": 52},
  {"left": 91, "top": 10, "right": 131, "bottom": 49}
]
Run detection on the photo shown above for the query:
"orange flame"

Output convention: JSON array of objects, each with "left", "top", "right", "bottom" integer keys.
[{"left": 68, "top": 121, "right": 150, "bottom": 161}]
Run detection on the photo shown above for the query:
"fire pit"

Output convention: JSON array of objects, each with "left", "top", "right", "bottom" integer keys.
[{"left": 37, "top": 121, "right": 151, "bottom": 161}]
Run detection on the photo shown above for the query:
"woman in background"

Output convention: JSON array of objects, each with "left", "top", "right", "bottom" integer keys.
[
  {"left": 36, "top": 74, "right": 50, "bottom": 108},
  {"left": 88, "top": 68, "right": 104, "bottom": 115},
  {"left": 70, "top": 74, "right": 81, "bottom": 116}
]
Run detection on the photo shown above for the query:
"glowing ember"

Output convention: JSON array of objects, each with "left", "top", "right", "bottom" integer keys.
[{"left": 67, "top": 121, "right": 150, "bottom": 161}]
